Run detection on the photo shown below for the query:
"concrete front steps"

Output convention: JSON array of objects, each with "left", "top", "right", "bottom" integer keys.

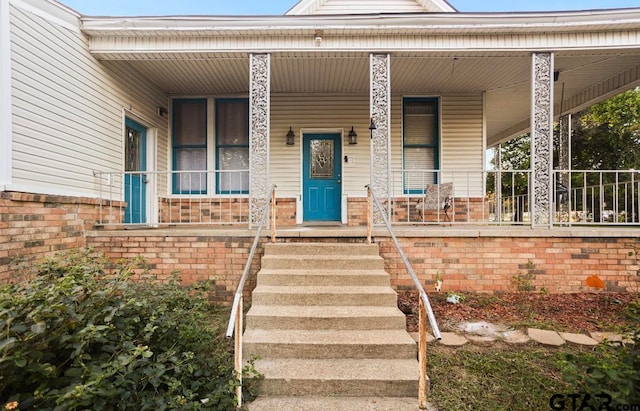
[
  {"left": 247, "top": 396, "right": 437, "bottom": 411},
  {"left": 244, "top": 242, "right": 422, "bottom": 409}
]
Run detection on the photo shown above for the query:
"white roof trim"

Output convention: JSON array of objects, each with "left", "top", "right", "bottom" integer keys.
[
  {"left": 286, "top": 0, "right": 456, "bottom": 15},
  {"left": 81, "top": 9, "right": 640, "bottom": 36}
]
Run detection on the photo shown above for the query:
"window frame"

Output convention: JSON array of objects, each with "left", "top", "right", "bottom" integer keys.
[
  {"left": 171, "top": 98, "right": 208, "bottom": 195},
  {"left": 402, "top": 96, "right": 440, "bottom": 194},
  {"left": 215, "top": 98, "right": 250, "bottom": 195}
]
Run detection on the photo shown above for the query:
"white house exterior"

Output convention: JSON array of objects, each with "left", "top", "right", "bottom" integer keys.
[{"left": 1, "top": 0, "right": 640, "bottom": 229}]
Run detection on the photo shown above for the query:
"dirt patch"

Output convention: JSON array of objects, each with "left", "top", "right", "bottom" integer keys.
[{"left": 398, "top": 291, "right": 637, "bottom": 333}]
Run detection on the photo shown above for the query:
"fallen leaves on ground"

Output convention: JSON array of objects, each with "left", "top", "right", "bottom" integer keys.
[{"left": 398, "top": 291, "right": 637, "bottom": 333}]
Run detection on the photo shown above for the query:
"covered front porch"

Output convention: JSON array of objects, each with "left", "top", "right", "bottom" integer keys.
[{"left": 82, "top": 9, "right": 640, "bottom": 230}]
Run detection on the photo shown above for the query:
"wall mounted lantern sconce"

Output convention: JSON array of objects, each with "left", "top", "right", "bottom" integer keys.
[
  {"left": 286, "top": 126, "right": 295, "bottom": 145},
  {"left": 314, "top": 30, "right": 323, "bottom": 46},
  {"left": 348, "top": 126, "right": 358, "bottom": 145},
  {"left": 369, "top": 118, "right": 376, "bottom": 139},
  {"left": 157, "top": 106, "right": 168, "bottom": 118}
]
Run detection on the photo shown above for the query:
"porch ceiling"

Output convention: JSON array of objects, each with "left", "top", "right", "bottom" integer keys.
[{"left": 112, "top": 48, "right": 640, "bottom": 144}]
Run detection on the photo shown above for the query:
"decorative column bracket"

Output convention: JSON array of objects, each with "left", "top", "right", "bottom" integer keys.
[{"left": 249, "top": 54, "right": 270, "bottom": 228}]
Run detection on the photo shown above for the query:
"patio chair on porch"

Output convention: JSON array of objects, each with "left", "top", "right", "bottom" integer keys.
[{"left": 416, "top": 182, "right": 454, "bottom": 222}]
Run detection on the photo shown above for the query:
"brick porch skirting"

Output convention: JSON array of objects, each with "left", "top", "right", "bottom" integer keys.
[
  {"left": 85, "top": 231, "right": 640, "bottom": 303},
  {"left": 2, "top": 190, "right": 638, "bottom": 298}
]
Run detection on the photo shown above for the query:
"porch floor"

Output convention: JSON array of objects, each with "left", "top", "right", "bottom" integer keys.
[{"left": 86, "top": 225, "right": 640, "bottom": 239}]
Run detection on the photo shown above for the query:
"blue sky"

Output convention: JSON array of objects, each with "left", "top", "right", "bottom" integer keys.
[{"left": 61, "top": 0, "right": 640, "bottom": 16}]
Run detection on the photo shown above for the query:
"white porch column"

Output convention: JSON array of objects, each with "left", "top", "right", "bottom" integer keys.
[
  {"left": 370, "top": 53, "right": 391, "bottom": 223},
  {"left": 530, "top": 52, "right": 554, "bottom": 227},
  {"left": 249, "top": 53, "right": 270, "bottom": 228},
  {"left": 0, "top": 0, "right": 12, "bottom": 187}
]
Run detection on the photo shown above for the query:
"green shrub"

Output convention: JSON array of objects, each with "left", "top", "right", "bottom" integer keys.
[
  {"left": 559, "top": 300, "right": 640, "bottom": 406},
  {"left": 0, "top": 249, "right": 260, "bottom": 410}
]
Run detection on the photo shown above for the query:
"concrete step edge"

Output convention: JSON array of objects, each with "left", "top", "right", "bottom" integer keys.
[
  {"left": 260, "top": 256, "right": 383, "bottom": 261},
  {"left": 257, "top": 268, "right": 390, "bottom": 275},
  {"left": 243, "top": 328, "right": 416, "bottom": 345},
  {"left": 245, "top": 396, "right": 434, "bottom": 411},
  {"left": 254, "top": 358, "right": 418, "bottom": 380},
  {"left": 264, "top": 243, "right": 380, "bottom": 255},
  {"left": 247, "top": 305, "right": 405, "bottom": 317},
  {"left": 252, "top": 285, "right": 397, "bottom": 294}
]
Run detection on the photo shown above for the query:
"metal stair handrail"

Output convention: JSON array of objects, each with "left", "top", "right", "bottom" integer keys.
[
  {"left": 366, "top": 185, "right": 441, "bottom": 409},
  {"left": 226, "top": 184, "right": 277, "bottom": 408}
]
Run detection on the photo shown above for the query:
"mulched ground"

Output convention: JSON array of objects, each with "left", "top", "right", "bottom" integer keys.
[{"left": 398, "top": 291, "right": 638, "bottom": 333}]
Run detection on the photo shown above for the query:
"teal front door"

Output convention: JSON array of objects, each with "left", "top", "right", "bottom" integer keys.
[
  {"left": 124, "top": 118, "right": 147, "bottom": 224},
  {"left": 303, "top": 133, "right": 342, "bottom": 222}
]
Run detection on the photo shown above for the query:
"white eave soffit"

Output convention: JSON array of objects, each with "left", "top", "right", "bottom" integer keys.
[
  {"left": 285, "top": 0, "right": 457, "bottom": 15},
  {"left": 80, "top": 11, "right": 640, "bottom": 38}
]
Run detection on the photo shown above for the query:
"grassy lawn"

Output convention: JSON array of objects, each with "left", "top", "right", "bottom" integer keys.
[
  {"left": 427, "top": 343, "right": 580, "bottom": 411},
  {"left": 421, "top": 292, "right": 640, "bottom": 411}
]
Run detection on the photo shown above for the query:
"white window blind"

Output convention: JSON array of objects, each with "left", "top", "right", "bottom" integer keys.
[
  {"left": 403, "top": 99, "right": 438, "bottom": 192},
  {"left": 173, "top": 99, "right": 207, "bottom": 194},
  {"left": 216, "top": 99, "right": 249, "bottom": 193}
]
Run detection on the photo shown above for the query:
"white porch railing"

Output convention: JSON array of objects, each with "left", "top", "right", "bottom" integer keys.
[
  {"left": 92, "top": 168, "right": 640, "bottom": 227},
  {"left": 92, "top": 170, "right": 250, "bottom": 226},
  {"left": 390, "top": 169, "right": 640, "bottom": 227},
  {"left": 552, "top": 169, "right": 640, "bottom": 226}
]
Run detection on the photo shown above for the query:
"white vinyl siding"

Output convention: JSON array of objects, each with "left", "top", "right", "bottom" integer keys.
[
  {"left": 270, "top": 92, "right": 483, "bottom": 199},
  {"left": 9, "top": 3, "right": 168, "bottom": 198},
  {"left": 441, "top": 94, "right": 484, "bottom": 198},
  {"left": 270, "top": 93, "right": 371, "bottom": 198}
]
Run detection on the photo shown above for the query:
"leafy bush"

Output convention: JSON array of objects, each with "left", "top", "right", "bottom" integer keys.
[
  {"left": 0, "top": 249, "right": 260, "bottom": 410},
  {"left": 559, "top": 300, "right": 640, "bottom": 406}
]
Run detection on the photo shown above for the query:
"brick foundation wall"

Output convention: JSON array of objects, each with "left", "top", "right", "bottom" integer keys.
[
  {"left": 86, "top": 235, "right": 370, "bottom": 303},
  {"left": 3, "top": 188, "right": 638, "bottom": 297},
  {"left": 0, "top": 191, "right": 123, "bottom": 283},
  {"left": 347, "top": 197, "right": 368, "bottom": 226},
  {"left": 158, "top": 197, "right": 297, "bottom": 226},
  {"left": 348, "top": 197, "right": 490, "bottom": 225},
  {"left": 85, "top": 233, "right": 640, "bottom": 304},
  {"left": 378, "top": 236, "right": 640, "bottom": 294},
  {"left": 88, "top": 234, "right": 262, "bottom": 303},
  {"left": 159, "top": 197, "right": 250, "bottom": 225},
  {"left": 273, "top": 198, "right": 297, "bottom": 227}
]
